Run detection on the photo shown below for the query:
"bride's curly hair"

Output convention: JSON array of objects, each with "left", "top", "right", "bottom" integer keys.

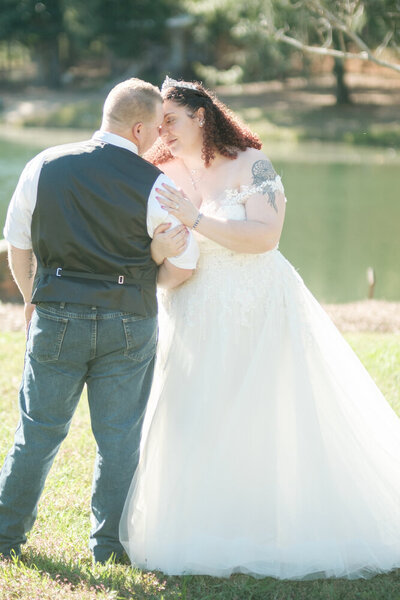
[{"left": 144, "top": 81, "right": 262, "bottom": 167}]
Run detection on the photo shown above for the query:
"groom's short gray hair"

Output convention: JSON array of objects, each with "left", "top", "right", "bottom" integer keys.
[{"left": 102, "top": 78, "right": 161, "bottom": 129}]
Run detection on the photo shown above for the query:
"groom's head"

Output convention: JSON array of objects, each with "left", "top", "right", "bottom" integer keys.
[{"left": 101, "top": 78, "right": 163, "bottom": 155}]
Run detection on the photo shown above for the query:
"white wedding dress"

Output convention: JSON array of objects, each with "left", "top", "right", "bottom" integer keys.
[{"left": 120, "top": 176, "right": 400, "bottom": 580}]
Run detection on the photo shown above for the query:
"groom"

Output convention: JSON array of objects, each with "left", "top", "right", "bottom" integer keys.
[{"left": 0, "top": 78, "right": 198, "bottom": 563}]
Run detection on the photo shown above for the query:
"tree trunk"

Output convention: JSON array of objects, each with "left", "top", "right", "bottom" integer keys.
[
  {"left": 333, "top": 57, "right": 351, "bottom": 105},
  {"left": 35, "top": 38, "right": 62, "bottom": 88}
]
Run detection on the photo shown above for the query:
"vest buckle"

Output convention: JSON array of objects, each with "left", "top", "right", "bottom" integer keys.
[
  {"left": 118, "top": 275, "right": 124, "bottom": 285},
  {"left": 56, "top": 267, "right": 62, "bottom": 277}
]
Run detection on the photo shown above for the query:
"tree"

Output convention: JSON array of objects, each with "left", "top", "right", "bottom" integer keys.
[
  {"left": 0, "top": 0, "right": 182, "bottom": 87},
  {"left": 264, "top": 0, "right": 400, "bottom": 104},
  {"left": 0, "top": 0, "right": 64, "bottom": 87},
  {"left": 185, "top": 1, "right": 400, "bottom": 102},
  {"left": 184, "top": 0, "right": 294, "bottom": 83},
  {"left": 83, "top": 0, "right": 181, "bottom": 80}
]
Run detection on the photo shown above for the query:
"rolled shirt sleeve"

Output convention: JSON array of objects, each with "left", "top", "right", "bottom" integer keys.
[
  {"left": 3, "top": 152, "right": 45, "bottom": 250},
  {"left": 147, "top": 173, "right": 200, "bottom": 270}
]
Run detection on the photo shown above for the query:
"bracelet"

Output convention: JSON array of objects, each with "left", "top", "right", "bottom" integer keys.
[{"left": 192, "top": 212, "right": 203, "bottom": 230}]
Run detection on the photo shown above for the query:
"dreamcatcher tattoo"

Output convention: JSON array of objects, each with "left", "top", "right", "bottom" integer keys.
[{"left": 251, "top": 159, "right": 278, "bottom": 213}]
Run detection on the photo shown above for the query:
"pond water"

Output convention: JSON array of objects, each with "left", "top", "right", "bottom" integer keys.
[
  {"left": 277, "top": 157, "right": 399, "bottom": 302},
  {"left": 0, "top": 129, "right": 398, "bottom": 303}
]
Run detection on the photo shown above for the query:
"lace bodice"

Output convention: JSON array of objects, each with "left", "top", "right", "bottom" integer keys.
[
  {"left": 200, "top": 175, "right": 285, "bottom": 219},
  {"left": 158, "top": 175, "right": 290, "bottom": 336},
  {"left": 195, "top": 175, "right": 286, "bottom": 255}
]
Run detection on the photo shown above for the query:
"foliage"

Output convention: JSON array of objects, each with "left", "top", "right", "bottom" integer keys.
[
  {"left": 186, "top": 0, "right": 295, "bottom": 83},
  {"left": 354, "top": 0, "right": 400, "bottom": 49},
  {"left": 0, "top": 0, "right": 64, "bottom": 46},
  {"left": 264, "top": 0, "right": 400, "bottom": 102},
  {"left": 73, "top": 0, "right": 179, "bottom": 63},
  {"left": 0, "top": 1, "right": 399, "bottom": 91},
  {"left": 0, "top": 0, "right": 64, "bottom": 86},
  {"left": 0, "top": 0, "right": 182, "bottom": 87},
  {"left": 266, "top": 0, "right": 400, "bottom": 54},
  {"left": 186, "top": 1, "right": 400, "bottom": 98}
]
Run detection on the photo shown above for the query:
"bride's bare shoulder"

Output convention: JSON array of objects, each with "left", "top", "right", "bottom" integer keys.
[
  {"left": 238, "top": 147, "right": 273, "bottom": 168},
  {"left": 235, "top": 148, "right": 277, "bottom": 183}
]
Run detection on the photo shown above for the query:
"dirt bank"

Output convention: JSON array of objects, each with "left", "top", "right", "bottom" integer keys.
[{"left": 1, "top": 300, "right": 399, "bottom": 334}]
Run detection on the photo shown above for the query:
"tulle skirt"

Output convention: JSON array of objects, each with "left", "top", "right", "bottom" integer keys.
[{"left": 120, "top": 248, "right": 400, "bottom": 579}]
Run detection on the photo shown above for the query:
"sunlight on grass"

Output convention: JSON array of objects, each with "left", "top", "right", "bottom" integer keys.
[
  {"left": 22, "top": 100, "right": 103, "bottom": 130},
  {"left": 14, "top": 81, "right": 400, "bottom": 152},
  {"left": 346, "top": 333, "right": 400, "bottom": 414}
]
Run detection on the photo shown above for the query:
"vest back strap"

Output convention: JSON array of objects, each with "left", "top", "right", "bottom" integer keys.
[{"left": 39, "top": 267, "right": 150, "bottom": 286}]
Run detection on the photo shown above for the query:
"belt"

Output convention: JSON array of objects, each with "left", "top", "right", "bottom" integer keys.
[{"left": 39, "top": 267, "right": 150, "bottom": 286}]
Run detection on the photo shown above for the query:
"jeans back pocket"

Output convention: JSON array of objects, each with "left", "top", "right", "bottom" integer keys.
[
  {"left": 122, "top": 316, "right": 158, "bottom": 363},
  {"left": 27, "top": 307, "right": 69, "bottom": 363}
]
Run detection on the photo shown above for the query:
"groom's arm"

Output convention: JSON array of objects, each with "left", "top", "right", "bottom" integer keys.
[
  {"left": 147, "top": 173, "right": 199, "bottom": 288},
  {"left": 3, "top": 152, "right": 44, "bottom": 332},
  {"left": 8, "top": 245, "right": 37, "bottom": 331}
]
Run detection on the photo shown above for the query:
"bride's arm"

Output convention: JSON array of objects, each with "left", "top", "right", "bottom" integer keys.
[
  {"left": 156, "top": 159, "right": 286, "bottom": 254},
  {"left": 157, "top": 260, "right": 193, "bottom": 289},
  {"left": 195, "top": 197, "right": 285, "bottom": 254}
]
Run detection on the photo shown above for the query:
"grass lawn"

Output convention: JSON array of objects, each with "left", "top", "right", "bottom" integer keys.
[
  {"left": 0, "top": 331, "right": 400, "bottom": 599},
  {"left": 12, "top": 73, "right": 400, "bottom": 152}
]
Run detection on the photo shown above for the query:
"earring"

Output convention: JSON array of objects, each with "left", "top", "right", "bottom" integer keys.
[{"left": 199, "top": 121, "right": 204, "bottom": 127}]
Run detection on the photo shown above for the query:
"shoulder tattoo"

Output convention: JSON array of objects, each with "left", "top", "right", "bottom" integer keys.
[{"left": 251, "top": 159, "right": 278, "bottom": 213}]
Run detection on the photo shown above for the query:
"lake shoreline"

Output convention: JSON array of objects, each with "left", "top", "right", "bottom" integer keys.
[
  {"left": 1, "top": 124, "right": 399, "bottom": 166},
  {"left": 1, "top": 300, "right": 399, "bottom": 334}
]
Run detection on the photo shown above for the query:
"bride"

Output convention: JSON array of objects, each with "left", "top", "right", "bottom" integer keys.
[{"left": 120, "top": 77, "right": 400, "bottom": 580}]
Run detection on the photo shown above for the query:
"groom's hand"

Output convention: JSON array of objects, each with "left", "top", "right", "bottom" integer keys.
[{"left": 151, "top": 223, "right": 188, "bottom": 265}]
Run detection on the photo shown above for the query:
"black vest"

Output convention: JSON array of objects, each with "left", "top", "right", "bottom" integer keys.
[{"left": 31, "top": 140, "right": 161, "bottom": 316}]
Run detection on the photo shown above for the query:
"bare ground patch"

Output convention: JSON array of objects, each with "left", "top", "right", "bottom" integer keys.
[{"left": 1, "top": 300, "right": 399, "bottom": 334}]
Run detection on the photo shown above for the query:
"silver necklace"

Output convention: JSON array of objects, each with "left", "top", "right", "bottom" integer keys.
[{"left": 183, "top": 161, "right": 205, "bottom": 190}]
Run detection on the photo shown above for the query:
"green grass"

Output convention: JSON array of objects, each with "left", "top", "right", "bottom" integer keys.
[
  {"left": 21, "top": 100, "right": 103, "bottom": 130},
  {"left": 231, "top": 103, "right": 400, "bottom": 150},
  {"left": 22, "top": 98, "right": 400, "bottom": 150},
  {"left": 13, "top": 79, "right": 400, "bottom": 150},
  {"left": 215, "top": 79, "right": 400, "bottom": 150},
  {"left": 1, "top": 331, "right": 400, "bottom": 599}
]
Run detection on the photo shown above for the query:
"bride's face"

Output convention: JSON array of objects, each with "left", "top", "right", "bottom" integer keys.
[{"left": 160, "top": 99, "right": 204, "bottom": 158}]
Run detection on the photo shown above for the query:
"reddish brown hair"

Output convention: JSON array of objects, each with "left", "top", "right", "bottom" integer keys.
[{"left": 144, "top": 81, "right": 262, "bottom": 167}]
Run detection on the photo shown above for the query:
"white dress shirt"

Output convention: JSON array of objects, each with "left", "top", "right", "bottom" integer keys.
[{"left": 3, "top": 130, "right": 199, "bottom": 270}]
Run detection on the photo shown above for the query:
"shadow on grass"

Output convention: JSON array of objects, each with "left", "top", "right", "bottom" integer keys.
[
  {"left": 10, "top": 550, "right": 400, "bottom": 600},
  {"left": 13, "top": 550, "right": 168, "bottom": 599},
  {"left": 219, "top": 79, "right": 400, "bottom": 148}
]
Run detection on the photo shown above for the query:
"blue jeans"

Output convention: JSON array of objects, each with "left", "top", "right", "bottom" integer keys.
[{"left": 0, "top": 302, "right": 157, "bottom": 562}]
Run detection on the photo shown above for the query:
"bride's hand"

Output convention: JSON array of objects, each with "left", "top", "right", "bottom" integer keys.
[
  {"left": 151, "top": 222, "right": 188, "bottom": 265},
  {"left": 156, "top": 184, "right": 199, "bottom": 228}
]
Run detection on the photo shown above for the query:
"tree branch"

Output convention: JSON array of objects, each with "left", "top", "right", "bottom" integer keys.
[
  {"left": 266, "top": 26, "right": 400, "bottom": 74},
  {"left": 306, "top": 0, "right": 371, "bottom": 54},
  {"left": 376, "top": 30, "right": 394, "bottom": 56}
]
